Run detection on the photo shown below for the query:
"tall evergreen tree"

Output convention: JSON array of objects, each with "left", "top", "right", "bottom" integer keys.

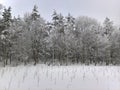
[
  {"left": 0, "top": 7, "right": 12, "bottom": 66},
  {"left": 2, "top": 7, "right": 12, "bottom": 29},
  {"left": 52, "top": 10, "right": 59, "bottom": 26},
  {"left": 31, "top": 5, "right": 40, "bottom": 21},
  {"left": 103, "top": 17, "right": 114, "bottom": 36},
  {"left": 66, "top": 13, "right": 75, "bottom": 27}
]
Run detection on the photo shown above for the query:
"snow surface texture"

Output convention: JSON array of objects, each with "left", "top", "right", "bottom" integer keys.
[{"left": 0, "top": 65, "right": 120, "bottom": 90}]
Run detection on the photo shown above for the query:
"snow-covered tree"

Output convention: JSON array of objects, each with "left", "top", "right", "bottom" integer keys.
[
  {"left": 0, "top": 6, "right": 13, "bottom": 66},
  {"left": 2, "top": 7, "right": 12, "bottom": 29},
  {"left": 52, "top": 10, "right": 59, "bottom": 26},
  {"left": 31, "top": 5, "right": 40, "bottom": 21},
  {"left": 75, "top": 16, "right": 102, "bottom": 64},
  {"left": 103, "top": 17, "right": 114, "bottom": 36}
]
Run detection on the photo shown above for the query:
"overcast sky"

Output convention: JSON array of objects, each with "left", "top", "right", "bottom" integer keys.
[{"left": 1, "top": 0, "right": 120, "bottom": 25}]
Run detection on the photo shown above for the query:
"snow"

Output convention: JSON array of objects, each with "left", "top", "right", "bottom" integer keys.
[
  {"left": 0, "top": 65, "right": 120, "bottom": 90},
  {"left": 0, "top": 34, "right": 6, "bottom": 40}
]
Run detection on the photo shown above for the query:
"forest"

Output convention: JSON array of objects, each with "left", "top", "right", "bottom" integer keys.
[{"left": 0, "top": 5, "right": 120, "bottom": 66}]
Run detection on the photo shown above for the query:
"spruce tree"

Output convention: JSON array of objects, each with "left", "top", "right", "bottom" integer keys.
[
  {"left": 31, "top": 5, "right": 40, "bottom": 21},
  {"left": 52, "top": 10, "right": 59, "bottom": 26},
  {"left": 66, "top": 13, "right": 75, "bottom": 27},
  {"left": 103, "top": 17, "right": 114, "bottom": 36},
  {"left": 2, "top": 7, "right": 12, "bottom": 29}
]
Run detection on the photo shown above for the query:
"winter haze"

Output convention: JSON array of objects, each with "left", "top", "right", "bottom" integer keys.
[{"left": 1, "top": 0, "right": 120, "bottom": 25}]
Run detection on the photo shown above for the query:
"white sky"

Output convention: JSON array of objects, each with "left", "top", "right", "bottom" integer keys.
[{"left": 1, "top": 0, "right": 120, "bottom": 25}]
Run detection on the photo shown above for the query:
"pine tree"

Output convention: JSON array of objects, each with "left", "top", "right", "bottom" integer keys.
[
  {"left": 66, "top": 13, "right": 75, "bottom": 27},
  {"left": 2, "top": 7, "right": 12, "bottom": 29},
  {"left": 31, "top": 5, "right": 40, "bottom": 21},
  {"left": 65, "top": 13, "right": 75, "bottom": 34},
  {"left": 52, "top": 10, "right": 59, "bottom": 26},
  {"left": 0, "top": 7, "right": 13, "bottom": 66},
  {"left": 103, "top": 17, "right": 114, "bottom": 36}
]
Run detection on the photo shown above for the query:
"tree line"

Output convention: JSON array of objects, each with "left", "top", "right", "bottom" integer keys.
[{"left": 0, "top": 5, "right": 120, "bottom": 66}]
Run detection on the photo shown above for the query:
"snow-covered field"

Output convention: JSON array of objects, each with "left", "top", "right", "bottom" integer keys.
[{"left": 0, "top": 65, "right": 120, "bottom": 90}]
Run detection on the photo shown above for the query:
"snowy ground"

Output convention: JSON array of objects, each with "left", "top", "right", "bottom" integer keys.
[{"left": 0, "top": 65, "right": 120, "bottom": 90}]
